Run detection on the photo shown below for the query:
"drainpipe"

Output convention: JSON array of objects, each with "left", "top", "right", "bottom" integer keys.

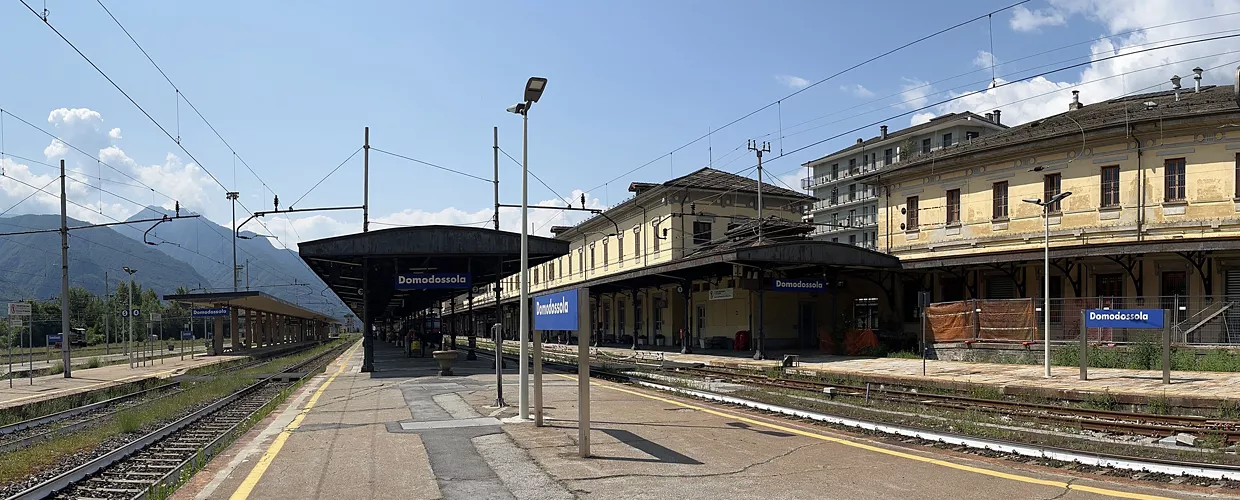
[
  {"left": 640, "top": 204, "right": 649, "bottom": 267},
  {"left": 884, "top": 183, "right": 891, "bottom": 253}
]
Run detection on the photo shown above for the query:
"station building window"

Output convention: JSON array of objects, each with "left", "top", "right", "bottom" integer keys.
[
  {"left": 1164, "top": 158, "right": 1186, "bottom": 202},
  {"left": 946, "top": 189, "right": 960, "bottom": 225}
]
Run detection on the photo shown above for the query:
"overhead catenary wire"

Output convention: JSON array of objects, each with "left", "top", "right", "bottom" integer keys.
[
  {"left": 18, "top": 0, "right": 231, "bottom": 194},
  {"left": 683, "top": 36, "right": 1240, "bottom": 214},
  {"left": 290, "top": 146, "right": 363, "bottom": 208},
  {"left": 583, "top": 0, "right": 1033, "bottom": 197},
  {"left": 94, "top": 0, "right": 274, "bottom": 196},
  {"left": 498, "top": 146, "right": 575, "bottom": 207},
  {"left": 369, "top": 147, "right": 491, "bottom": 183}
]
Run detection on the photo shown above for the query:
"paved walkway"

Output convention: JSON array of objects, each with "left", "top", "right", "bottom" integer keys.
[
  {"left": 180, "top": 341, "right": 1222, "bottom": 500},
  {"left": 0, "top": 353, "right": 244, "bottom": 409},
  {"left": 555, "top": 343, "right": 1240, "bottom": 402}
]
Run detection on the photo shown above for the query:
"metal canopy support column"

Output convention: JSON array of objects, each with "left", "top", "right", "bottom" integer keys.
[
  {"left": 362, "top": 257, "right": 374, "bottom": 372},
  {"left": 229, "top": 308, "right": 239, "bottom": 351},
  {"left": 680, "top": 280, "right": 692, "bottom": 354},
  {"left": 245, "top": 309, "right": 253, "bottom": 349},
  {"left": 755, "top": 269, "right": 766, "bottom": 360},
  {"left": 468, "top": 258, "right": 477, "bottom": 360},
  {"left": 450, "top": 297, "right": 458, "bottom": 350},
  {"left": 212, "top": 316, "right": 224, "bottom": 356},
  {"left": 630, "top": 287, "right": 639, "bottom": 350}
]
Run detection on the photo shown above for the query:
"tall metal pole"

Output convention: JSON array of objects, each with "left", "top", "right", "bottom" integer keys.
[
  {"left": 363, "top": 127, "right": 370, "bottom": 233},
  {"left": 519, "top": 108, "right": 530, "bottom": 420},
  {"left": 493, "top": 126, "right": 505, "bottom": 407},
  {"left": 104, "top": 271, "right": 109, "bottom": 357},
  {"left": 227, "top": 192, "right": 239, "bottom": 292},
  {"left": 749, "top": 141, "right": 770, "bottom": 243},
  {"left": 60, "top": 159, "right": 72, "bottom": 378},
  {"left": 128, "top": 275, "right": 134, "bottom": 369},
  {"left": 1044, "top": 204, "right": 1052, "bottom": 378}
]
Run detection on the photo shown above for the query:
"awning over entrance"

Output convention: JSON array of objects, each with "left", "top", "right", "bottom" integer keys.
[{"left": 297, "top": 225, "right": 571, "bottom": 371}]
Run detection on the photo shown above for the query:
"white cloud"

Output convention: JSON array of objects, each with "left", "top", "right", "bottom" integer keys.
[
  {"left": 1009, "top": 5, "right": 1066, "bottom": 32},
  {"left": 98, "top": 147, "right": 211, "bottom": 213},
  {"left": 840, "top": 84, "right": 875, "bottom": 98},
  {"left": 775, "top": 75, "right": 809, "bottom": 89},
  {"left": 897, "top": 78, "right": 931, "bottom": 110},
  {"left": 44, "top": 139, "right": 68, "bottom": 159},
  {"left": 904, "top": 0, "right": 1240, "bottom": 126},
  {"left": 910, "top": 112, "right": 938, "bottom": 126},
  {"left": 108, "top": 128, "right": 122, "bottom": 139},
  {"left": 972, "top": 50, "right": 998, "bottom": 70}
]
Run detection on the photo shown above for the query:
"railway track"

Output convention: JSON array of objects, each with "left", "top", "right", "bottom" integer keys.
[
  {"left": 3, "top": 340, "right": 353, "bottom": 500},
  {"left": 674, "top": 365, "right": 1240, "bottom": 442},
  {"left": 0, "top": 343, "right": 327, "bottom": 457}
]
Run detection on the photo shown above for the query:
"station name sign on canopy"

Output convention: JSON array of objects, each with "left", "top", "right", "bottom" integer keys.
[
  {"left": 395, "top": 273, "right": 472, "bottom": 290},
  {"left": 770, "top": 279, "right": 826, "bottom": 292},
  {"left": 191, "top": 307, "right": 230, "bottom": 318}
]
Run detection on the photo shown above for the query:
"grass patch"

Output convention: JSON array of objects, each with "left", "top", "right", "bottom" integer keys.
[
  {"left": 48, "top": 361, "right": 64, "bottom": 375},
  {"left": 886, "top": 351, "right": 921, "bottom": 360},
  {"left": 86, "top": 357, "right": 103, "bottom": 369},
  {"left": 1084, "top": 389, "right": 1117, "bottom": 411}
]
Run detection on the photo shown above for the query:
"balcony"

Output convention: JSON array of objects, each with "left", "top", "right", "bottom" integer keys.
[
  {"left": 812, "top": 214, "right": 878, "bottom": 235},
  {"left": 809, "top": 190, "right": 879, "bottom": 212},
  {"left": 804, "top": 160, "right": 896, "bottom": 190}
]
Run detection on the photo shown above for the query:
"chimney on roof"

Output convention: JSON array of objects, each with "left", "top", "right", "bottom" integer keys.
[
  {"left": 1068, "top": 90, "right": 1083, "bottom": 111},
  {"left": 1171, "top": 74, "right": 1182, "bottom": 101},
  {"left": 992, "top": 110, "right": 1001, "bottom": 124},
  {"left": 856, "top": 138, "right": 863, "bottom": 144},
  {"left": 985, "top": 112, "right": 994, "bottom": 122},
  {"left": 880, "top": 125, "right": 888, "bottom": 139},
  {"left": 1193, "top": 66, "right": 1204, "bottom": 92}
]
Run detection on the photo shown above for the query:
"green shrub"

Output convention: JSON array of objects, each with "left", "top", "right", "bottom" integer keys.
[
  {"left": 1171, "top": 348, "right": 1198, "bottom": 371},
  {"left": 49, "top": 361, "right": 64, "bottom": 375},
  {"left": 886, "top": 351, "right": 921, "bottom": 359},
  {"left": 86, "top": 357, "right": 102, "bottom": 369},
  {"left": 1126, "top": 341, "right": 1160, "bottom": 370},
  {"left": 1085, "top": 389, "right": 1117, "bottom": 411},
  {"left": 1051, "top": 346, "right": 1078, "bottom": 367},
  {"left": 1218, "top": 400, "right": 1239, "bottom": 419},
  {"left": 1197, "top": 349, "right": 1240, "bottom": 372}
]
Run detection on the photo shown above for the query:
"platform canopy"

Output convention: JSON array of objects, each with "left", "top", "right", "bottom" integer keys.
[
  {"left": 298, "top": 225, "right": 570, "bottom": 320},
  {"left": 162, "top": 290, "right": 336, "bottom": 323}
]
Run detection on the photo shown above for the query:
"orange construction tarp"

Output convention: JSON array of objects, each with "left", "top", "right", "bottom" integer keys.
[
  {"left": 843, "top": 329, "right": 880, "bottom": 355},
  {"left": 925, "top": 301, "right": 972, "bottom": 342}
]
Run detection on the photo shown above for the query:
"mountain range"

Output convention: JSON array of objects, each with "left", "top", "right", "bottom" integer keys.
[{"left": 0, "top": 208, "right": 347, "bottom": 319}]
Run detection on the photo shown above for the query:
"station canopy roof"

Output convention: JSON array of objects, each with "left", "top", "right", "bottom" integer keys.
[
  {"left": 162, "top": 290, "right": 336, "bottom": 323},
  {"left": 298, "top": 225, "right": 570, "bottom": 319}
]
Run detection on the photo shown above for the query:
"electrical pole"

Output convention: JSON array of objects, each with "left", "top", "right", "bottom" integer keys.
[
  {"left": 748, "top": 140, "right": 771, "bottom": 244},
  {"left": 363, "top": 127, "right": 370, "bottom": 233},
  {"left": 59, "top": 159, "right": 72, "bottom": 378},
  {"left": 125, "top": 267, "right": 136, "bottom": 369},
  {"left": 227, "top": 192, "right": 240, "bottom": 292},
  {"left": 105, "top": 271, "right": 110, "bottom": 357}
]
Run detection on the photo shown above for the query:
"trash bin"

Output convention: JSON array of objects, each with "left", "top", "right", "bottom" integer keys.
[{"left": 734, "top": 331, "right": 750, "bottom": 351}]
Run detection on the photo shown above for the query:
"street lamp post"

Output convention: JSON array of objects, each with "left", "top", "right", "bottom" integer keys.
[
  {"left": 226, "top": 192, "right": 240, "bottom": 292},
  {"left": 507, "top": 76, "right": 547, "bottom": 421},
  {"left": 1023, "top": 191, "right": 1071, "bottom": 378}
]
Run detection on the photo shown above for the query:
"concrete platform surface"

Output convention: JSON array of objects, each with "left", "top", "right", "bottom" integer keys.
[
  {"left": 181, "top": 341, "right": 1228, "bottom": 500},
  {"left": 556, "top": 343, "right": 1240, "bottom": 401},
  {"left": 0, "top": 352, "right": 244, "bottom": 409}
]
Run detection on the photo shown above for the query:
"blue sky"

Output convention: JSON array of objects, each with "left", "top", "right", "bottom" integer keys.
[{"left": 2, "top": 0, "right": 1238, "bottom": 247}]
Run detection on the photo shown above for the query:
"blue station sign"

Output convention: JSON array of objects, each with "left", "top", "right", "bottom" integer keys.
[
  {"left": 1084, "top": 309, "right": 1165, "bottom": 329},
  {"left": 181, "top": 331, "right": 194, "bottom": 340},
  {"left": 533, "top": 290, "right": 578, "bottom": 331},
  {"left": 395, "top": 273, "right": 472, "bottom": 290},
  {"left": 46, "top": 334, "right": 63, "bottom": 343},
  {"left": 770, "top": 279, "right": 826, "bottom": 292},
  {"left": 192, "top": 307, "right": 230, "bottom": 318}
]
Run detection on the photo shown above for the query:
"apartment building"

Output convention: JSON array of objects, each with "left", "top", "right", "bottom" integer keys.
[{"left": 802, "top": 112, "right": 1007, "bottom": 249}]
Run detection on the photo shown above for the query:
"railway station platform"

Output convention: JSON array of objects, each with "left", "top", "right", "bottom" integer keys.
[
  {"left": 564, "top": 343, "right": 1240, "bottom": 406},
  {"left": 181, "top": 341, "right": 1206, "bottom": 500},
  {"left": 0, "top": 352, "right": 244, "bottom": 410}
]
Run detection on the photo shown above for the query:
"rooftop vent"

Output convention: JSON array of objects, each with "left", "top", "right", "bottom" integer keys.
[
  {"left": 880, "top": 125, "right": 888, "bottom": 139},
  {"left": 1068, "top": 90, "right": 1083, "bottom": 111},
  {"left": 992, "top": 110, "right": 1001, "bottom": 125}
]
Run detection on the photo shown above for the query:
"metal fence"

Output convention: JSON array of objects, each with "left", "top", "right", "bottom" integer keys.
[
  {"left": 1038, "top": 296, "right": 1239, "bottom": 345},
  {"left": 923, "top": 296, "right": 1240, "bottom": 345}
]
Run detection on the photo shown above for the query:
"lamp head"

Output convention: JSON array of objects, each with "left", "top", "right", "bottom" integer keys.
[
  {"left": 524, "top": 77, "right": 548, "bottom": 103},
  {"left": 506, "top": 103, "right": 527, "bottom": 115},
  {"left": 1022, "top": 198, "right": 1043, "bottom": 205}
]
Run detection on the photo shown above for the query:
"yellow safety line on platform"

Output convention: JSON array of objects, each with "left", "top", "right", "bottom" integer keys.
[
  {"left": 229, "top": 342, "right": 360, "bottom": 500},
  {"left": 557, "top": 374, "right": 1174, "bottom": 500}
]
